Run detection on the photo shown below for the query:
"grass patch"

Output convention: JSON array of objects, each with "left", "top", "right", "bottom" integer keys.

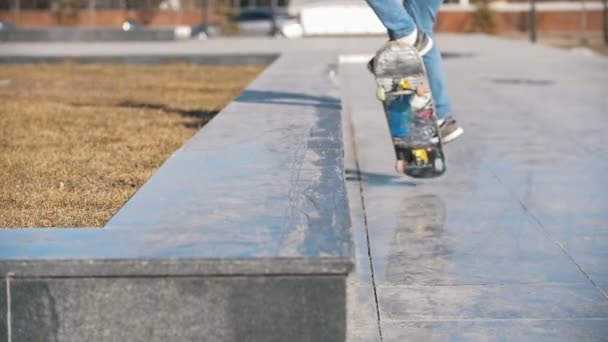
[{"left": 0, "top": 63, "right": 264, "bottom": 228}]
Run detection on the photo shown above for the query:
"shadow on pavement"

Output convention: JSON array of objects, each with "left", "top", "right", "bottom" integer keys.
[
  {"left": 236, "top": 90, "right": 341, "bottom": 110},
  {"left": 345, "top": 169, "right": 418, "bottom": 187}
]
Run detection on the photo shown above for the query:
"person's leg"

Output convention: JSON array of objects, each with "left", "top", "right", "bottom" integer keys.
[
  {"left": 403, "top": 0, "right": 452, "bottom": 119},
  {"left": 365, "top": 0, "right": 416, "bottom": 40}
]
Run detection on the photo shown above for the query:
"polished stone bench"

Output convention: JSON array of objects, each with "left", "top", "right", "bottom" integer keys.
[{"left": 0, "top": 52, "right": 352, "bottom": 341}]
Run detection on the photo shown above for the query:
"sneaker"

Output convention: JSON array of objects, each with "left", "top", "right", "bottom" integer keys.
[
  {"left": 411, "top": 30, "right": 433, "bottom": 57},
  {"left": 367, "top": 30, "right": 434, "bottom": 73},
  {"left": 431, "top": 116, "right": 464, "bottom": 144}
]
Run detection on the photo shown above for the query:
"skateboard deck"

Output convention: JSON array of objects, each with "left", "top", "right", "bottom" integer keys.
[{"left": 370, "top": 42, "right": 446, "bottom": 178}]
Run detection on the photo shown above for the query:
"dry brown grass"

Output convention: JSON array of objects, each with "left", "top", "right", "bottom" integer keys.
[{"left": 0, "top": 63, "right": 264, "bottom": 228}]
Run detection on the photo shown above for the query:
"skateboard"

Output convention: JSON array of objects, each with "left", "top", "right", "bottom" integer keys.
[{"left": 370, "top": 42, "right": 446, "bottom": 178}]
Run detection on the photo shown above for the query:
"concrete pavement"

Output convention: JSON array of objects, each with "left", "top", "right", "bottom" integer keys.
[
  {"left": 341, "top": 36, "right": 608, "bottom": 341},
  {"left": 1, "top": 34, "right": 607, "bottom": 340}
]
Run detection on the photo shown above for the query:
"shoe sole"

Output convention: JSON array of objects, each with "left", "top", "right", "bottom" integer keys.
[
  {"left": 430, "top": 127, "right": 464, "bottom": 144},
  {"left": 443, "top": 127, "right": 464, "bottom": 144},
  {"left": 418, "top": 39, "right": 433, "bottom": 57}
]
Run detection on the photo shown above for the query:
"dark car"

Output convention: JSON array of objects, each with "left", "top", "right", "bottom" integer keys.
[{"left": 0, "top": 20, "right": 16, "bottom": 31}]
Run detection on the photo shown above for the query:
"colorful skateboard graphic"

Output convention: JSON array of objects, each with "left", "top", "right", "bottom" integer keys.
[{"left": 370, "top": 42, "right": 446, "bottom": 178}]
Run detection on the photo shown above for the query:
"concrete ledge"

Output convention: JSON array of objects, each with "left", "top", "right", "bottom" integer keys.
[
  {"left": 0, "top": 51, "right": 352, "bottom": 341},
  {"left": 8, "top": 276, "right": 345, "bottom": 341},
  {"left": 0, "top": 27, "right": 176, "bottom": 42},
  {"left": 0, "top": 54, "right": 277, "bottom": 66}
]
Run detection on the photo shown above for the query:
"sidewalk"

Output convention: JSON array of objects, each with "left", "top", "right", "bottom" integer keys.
[{"left": 342, "top": 35, "right": 608, "bottom": 341}]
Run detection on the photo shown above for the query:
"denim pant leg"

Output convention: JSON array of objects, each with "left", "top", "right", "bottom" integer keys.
[
  {"left": 365, "top": 0, "right": 416, "bottom": 40},
  {"left": 404, "top": 0, "right": 452, "bottom": 118}
]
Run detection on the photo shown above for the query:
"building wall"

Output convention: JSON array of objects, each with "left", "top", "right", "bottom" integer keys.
[
  {"left": 435, "top": 10, "right": 605, "bottom": 33},
  {"left": 0, "top": 9, "right": 218, "bottom": 26},
  {"left": 0, "top": 5, "right": 605, "bottom": 33}
]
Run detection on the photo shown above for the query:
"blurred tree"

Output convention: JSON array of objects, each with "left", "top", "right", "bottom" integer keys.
[
  {"left": 51, "top": 0, "right": 83, "bottom": 24},
  {"left": 214, "top": 0, "right": 239, "bottom": 34},
  {"left": 471, "top": 0, "right": 497, "bottom": 34}
]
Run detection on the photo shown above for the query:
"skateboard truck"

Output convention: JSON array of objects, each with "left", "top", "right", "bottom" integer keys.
[
  {"left": 376, "top": 79, "right": 428, "bottom": 102},
  {"left": 413, "top": 148, "right": 429, "bottom": 165},
  {"left": 376, "top": 86, "right": 386, "bottom": 101}
]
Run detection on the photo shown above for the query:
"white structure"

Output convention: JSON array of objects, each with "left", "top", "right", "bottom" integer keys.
[
  {"left": 298, "top": 3, "right": 386, "bottom": 35},
  {"left": 288, "top": 0, "right": 605, "bottom": 36},
  {"left": 287, "top": 0, "right": 465, "bottom": 36}
]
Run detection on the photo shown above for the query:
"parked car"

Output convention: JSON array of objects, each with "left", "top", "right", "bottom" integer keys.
[
  {"left": 190, "top": 23, "right": 223, "bottom": 39},
  {"left": 0, "top": 20, "right": 16, "bottom": 31},
  {"left": 228, "top": 8, "right": 303, "bottom": 38}
]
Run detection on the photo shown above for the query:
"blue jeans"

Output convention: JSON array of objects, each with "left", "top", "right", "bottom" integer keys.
[{"left": 366, "top": 0, "right": 452, "bottom": 118}]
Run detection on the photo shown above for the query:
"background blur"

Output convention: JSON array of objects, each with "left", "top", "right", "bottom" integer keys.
[{"left": 0, "top": 0, "right": 606, "bottom": 42}]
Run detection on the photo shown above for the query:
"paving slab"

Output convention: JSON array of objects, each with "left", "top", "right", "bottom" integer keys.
[
  {"left": 342, "top": 74, "right": 381, "bottom": 342},
  {"left": 377, "top": 283, "right": 608, "bottom": 321},
  {"left": 380, "top": 319, "right": 608, "bottom": 342},
  {"left": 340, "top": 35, "right": 608, "bottom": 340}
]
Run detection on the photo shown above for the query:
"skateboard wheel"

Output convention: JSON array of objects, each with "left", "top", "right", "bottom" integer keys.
[
  {"left": 395, "top": 160, "right": 406, "bottom": 173},
  {"left": 434, "top": 159, "right": 444, "bottom": 172},
  {"left": 417, "top": 84, "right": 428, "bottom": 97},
  {"left": 376, "top": 86, "right": 386, "bottom": 101}
]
